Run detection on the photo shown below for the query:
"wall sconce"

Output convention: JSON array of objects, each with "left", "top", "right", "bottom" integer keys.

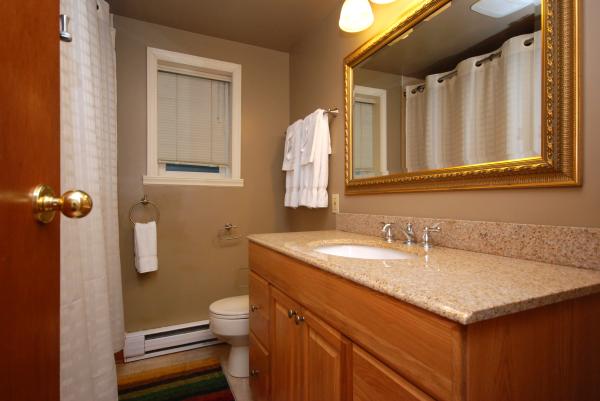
[{"left": 339, "top": 0, "right": 398, "bottom": 33}]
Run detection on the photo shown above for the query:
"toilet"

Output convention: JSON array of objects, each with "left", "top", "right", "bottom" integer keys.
[{"left": 209, "top": 295, "right": 250, "bottom": 378}]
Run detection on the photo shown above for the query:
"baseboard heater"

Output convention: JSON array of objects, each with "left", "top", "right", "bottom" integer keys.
[{"left": 123, "top": 320, "right": 220, "bottom": 362}]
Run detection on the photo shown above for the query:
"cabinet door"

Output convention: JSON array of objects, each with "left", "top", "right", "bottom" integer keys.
[
  {"left": 302, "top": 309, "right": 350, "bottom": 401},
  {"left": 250, "top": 332, "right": 270, "bottom": 401},
  {"left": 353, "top": 345, "right": 435, "bottom": 401},
  {"left": 271, "top": 287, "right": 304, "bottom": 401},
  {"left": 250, "top": 271, "right": 270, "bottom": 345}
]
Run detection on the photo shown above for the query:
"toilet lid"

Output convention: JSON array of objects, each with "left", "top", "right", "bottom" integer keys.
[{"left": 209, "top": 295, "right": 249, "bottom": 318}]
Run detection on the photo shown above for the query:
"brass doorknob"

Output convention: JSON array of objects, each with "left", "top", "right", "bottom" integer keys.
[{"left": 32, "top": 184, "right": 93, "bottom": 223}]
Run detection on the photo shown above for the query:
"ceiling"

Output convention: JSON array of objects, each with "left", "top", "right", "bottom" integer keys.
[
  {"left": 359, "top": 0, "right": 540, "bottom": 78},
  {"left": 107, "top": 0, "right": 341, "bottom": 52}
]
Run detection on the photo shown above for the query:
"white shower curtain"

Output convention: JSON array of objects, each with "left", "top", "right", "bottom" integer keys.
[
  {"left": 60, "top": 1, "right": 124, "bottom": 401},
  {"left": 405, "top": 31, "right": 541, "bottom": 170},
  {"left": 405, "top": 85, "right": 427, "bottom": 171}
]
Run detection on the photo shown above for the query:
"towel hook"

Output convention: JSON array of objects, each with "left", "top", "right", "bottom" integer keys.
[{"left": 59, "top": 14, "right": 72, "bottom": 42}]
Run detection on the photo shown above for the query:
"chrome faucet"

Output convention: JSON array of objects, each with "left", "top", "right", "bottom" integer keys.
[
  {"left": 380, "top": 222, "right": 395, "bottom": 243},
  {"left": 398, "top": 223, "right": 416, "bottom": 245},
  {"left": 421, "top": 223, "right": 441, "bottom": 249}
]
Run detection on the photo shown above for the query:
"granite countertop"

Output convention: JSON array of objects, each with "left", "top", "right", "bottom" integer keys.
[{"left": 247, "top": 230, "right": 600, "bottom": 324}]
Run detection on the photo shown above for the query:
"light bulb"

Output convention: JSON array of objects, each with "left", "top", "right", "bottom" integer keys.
[
  {"left": 370, "top": 0, "right": 397, "bottom": 4},
  {"left": 339, "top": 0, "right": 375, "bottom": 33}
]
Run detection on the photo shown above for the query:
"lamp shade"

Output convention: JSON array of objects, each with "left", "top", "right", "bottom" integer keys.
[
  {"left": 370, "top": 0, "right": 397, "bottom": 4},
  {"left": 339, "top": 0, "right": 374, "bottom": 33}
]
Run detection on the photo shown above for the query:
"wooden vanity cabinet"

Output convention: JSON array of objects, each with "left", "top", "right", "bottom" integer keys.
[
  {"left": 352, "top": 345, "right": 435, "bottom": 401},
  {"left": 268, "top": 286, "right": 350, "bottom": 401},
  {"left": 249, "top": 242, "right": 600, "bottom": 401},
  {"left": 250, "top": 273, "right": 350, "bottom": 401},
  {"left": 249, "top": 271, "right": 270, "bottom": 344},
  {"left": 249, "top": 332, "right": 269, "bottom": 401},
  {"left": 249, "top": 271, "right": 271, "bottom": 401},
  {"left": 302, "top": 308, "right": 351, "bottom": 401},
  {"left": 270, "top": 287, "right": 304, "bottom": 401}
]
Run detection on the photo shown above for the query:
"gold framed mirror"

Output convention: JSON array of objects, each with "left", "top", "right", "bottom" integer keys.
[{"left": 344, "top": 0, "right": 579, "bottom": 194}]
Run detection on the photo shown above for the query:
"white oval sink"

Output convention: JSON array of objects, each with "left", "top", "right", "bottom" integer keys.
[{"left": 314, "top": 244, "right": 416, "bottom": 260}]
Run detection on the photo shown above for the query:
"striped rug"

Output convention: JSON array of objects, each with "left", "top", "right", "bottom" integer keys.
[{"left": 118, "top": 357, "right": 235, "bottom": 401}]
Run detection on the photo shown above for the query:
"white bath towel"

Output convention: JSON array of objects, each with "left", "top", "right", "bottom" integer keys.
[
  {"left": 283, "top": 120, "right": 304, "bottom": 207},
  {"left": 299, "top": 109, "right": 331, "bottom": 208},
  {"left": 134, "top": 221, "right": 158, "bottom": 273}
]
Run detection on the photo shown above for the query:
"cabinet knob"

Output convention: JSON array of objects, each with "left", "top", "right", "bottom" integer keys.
[
  {"left": 250, "top": 304, "right": 260, "bottom": 312},
  {"left": 288, "top": 309, "right": 297, "bottom": 318},
  {"left": 250, "top": 369, "right": 260, "bottom": 376},
  {"left": 294, "top": 314, "right": 305, "bottom": 325}
]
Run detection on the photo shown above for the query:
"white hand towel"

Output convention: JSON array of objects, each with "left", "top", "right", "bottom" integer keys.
[
  {"left": 299, "top": 109, "right": 322, "bottom": 166},
  {"left": 299, "top": 109, "right": 331, "bottom": 208},
  {"left": 315, "top": 111, "right": 332, "bottom": 207},
  {"left": 282, "top": 121, "right": 298, "bottom": 171},
  {"left": 134, "top": 221, "right": 158, "bottom": 273},
  {"left": 283, "top": 120, "right": 303, "bottom": 208}
]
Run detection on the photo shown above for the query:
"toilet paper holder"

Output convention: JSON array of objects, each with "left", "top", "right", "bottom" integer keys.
[{"left": 220, "top": 223, "right": 241, "bottom": 241}]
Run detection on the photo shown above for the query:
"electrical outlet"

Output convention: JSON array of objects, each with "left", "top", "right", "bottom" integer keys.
[{"left": 331, "top": 193, "right": 340, "bottom": 214}]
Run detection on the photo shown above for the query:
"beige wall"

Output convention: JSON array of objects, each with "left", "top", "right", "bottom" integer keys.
[
  {"left": 115, "top": 16, "right": 289, "bottom": 332},
  {"left": 289, "top": 0, "right": 600, "bottom": 230}
]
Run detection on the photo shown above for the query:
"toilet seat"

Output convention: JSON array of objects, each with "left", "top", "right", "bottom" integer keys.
[{"left": 209, "top": 295, "right": 249, "bottom": 320}]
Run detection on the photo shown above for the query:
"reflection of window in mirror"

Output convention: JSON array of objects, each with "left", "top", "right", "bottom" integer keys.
[{"left": 353, "top": 86, "right": 388, "bottom": 178}]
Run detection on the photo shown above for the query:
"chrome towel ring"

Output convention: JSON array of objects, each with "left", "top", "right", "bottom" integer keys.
[{"left": 129, "top": 194, "right": 160, "bottom": 225}]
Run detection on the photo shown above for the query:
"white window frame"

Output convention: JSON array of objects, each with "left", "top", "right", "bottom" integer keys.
[
  {"left": 354, "top": 85, "right": 388, "bottom": 176},
  {"left": 144, "top": 47, "right": 243, "bottom": 187}
]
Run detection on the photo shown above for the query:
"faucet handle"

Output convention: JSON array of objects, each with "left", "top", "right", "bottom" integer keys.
[{"left": 422, "top": 223, "right": 442, "bottom": 249}]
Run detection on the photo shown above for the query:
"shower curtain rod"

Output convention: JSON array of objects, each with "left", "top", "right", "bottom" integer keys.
[{"left": 404, "top": 36, "right": 535, "bottom": 95}]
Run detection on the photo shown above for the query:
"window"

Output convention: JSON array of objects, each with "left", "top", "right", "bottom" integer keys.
[
  {"left": 353, "top": 99, "right": 376, "bottom": 177},
  {"left": 145, "top": 47, "right": 242, "bottom": 186},
  {"left": 352, "top": 85, "right": 388, "bottom": 178}
]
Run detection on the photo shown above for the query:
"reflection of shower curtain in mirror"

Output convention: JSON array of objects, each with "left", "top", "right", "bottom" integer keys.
[{"left": 405, "top": 31, "right": 541, "bottom": 171}]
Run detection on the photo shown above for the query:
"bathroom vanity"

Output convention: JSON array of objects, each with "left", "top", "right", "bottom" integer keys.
[{"left": 247, "top": 231, "right": 600, "bottom": 401}]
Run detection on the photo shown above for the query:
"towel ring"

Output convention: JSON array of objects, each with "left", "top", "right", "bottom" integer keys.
[{"left": 129, "top": 195, "right": 160, "bottom": 225}]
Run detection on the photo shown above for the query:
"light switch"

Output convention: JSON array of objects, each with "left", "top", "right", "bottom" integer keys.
[{"left": 331, "top": 193, "right": 340, "bottom": 214}]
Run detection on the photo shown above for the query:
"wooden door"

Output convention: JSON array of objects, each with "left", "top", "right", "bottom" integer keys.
[
  {"left": 271, "top": 287, "right": 304, "bottom": 401},
  {"left": 0, "top": 1, "right": 61, "bottom": 400},
  {"left": 301, "top": 309, "right": 350, "bottom": 401}
]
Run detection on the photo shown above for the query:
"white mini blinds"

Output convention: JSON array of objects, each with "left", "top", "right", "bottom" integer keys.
[
  {"left": 157, "top": 70, "right": 231, "bottom": 167},
  {"left": 352, "top": 100, "right": 375, "bottom": 176}
]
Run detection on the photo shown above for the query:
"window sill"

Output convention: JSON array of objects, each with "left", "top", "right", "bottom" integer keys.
[{"left": 143, "top": 175, "right": 244, "bottom": 187}]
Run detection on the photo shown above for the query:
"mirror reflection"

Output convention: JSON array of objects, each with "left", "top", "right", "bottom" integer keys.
[{"left": 352, "top": 0, "right": 542, "bottom": 179}]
